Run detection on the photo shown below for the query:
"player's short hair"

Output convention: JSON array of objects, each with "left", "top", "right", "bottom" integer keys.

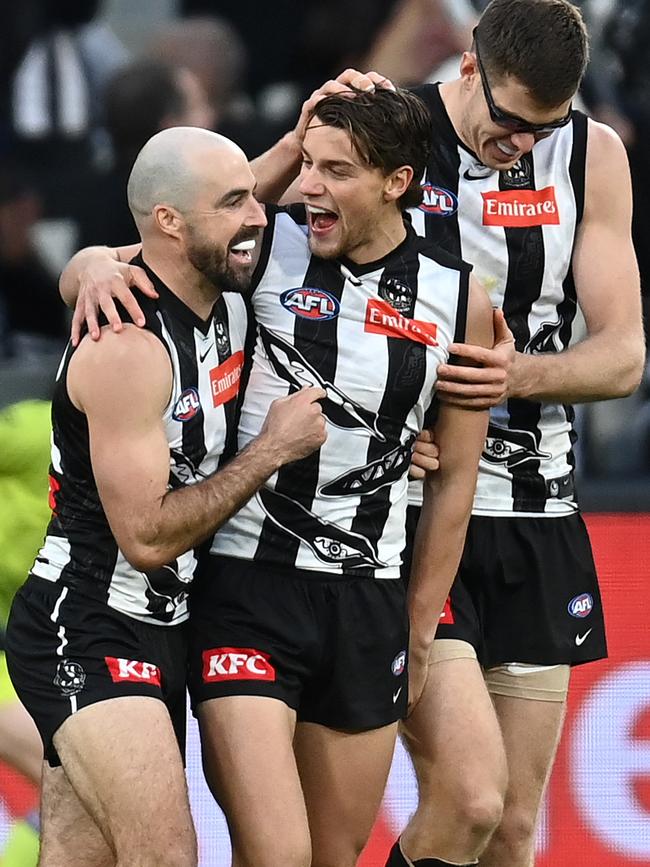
[
  {"left": 309, "top": 87, "right": 432, "bottom": 210},
  {"left": 475, "top": 0, "right": 589, "bottom": 107}
]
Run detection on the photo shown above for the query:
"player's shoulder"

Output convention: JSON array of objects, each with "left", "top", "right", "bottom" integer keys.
[
  {"left": 585, "top": 117, "right": 629, "bottom": 165},
  {"left": 407, "top": 225, "right": 472, "bottom": 275}
]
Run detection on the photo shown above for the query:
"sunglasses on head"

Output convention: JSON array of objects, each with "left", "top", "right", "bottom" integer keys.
[{"left": 473, "top": 29, "right": 572, "bottom": 136}]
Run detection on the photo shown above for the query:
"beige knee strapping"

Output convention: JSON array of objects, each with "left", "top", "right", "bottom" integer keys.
[
  {"left": 429, "top": 638, "right": 477, "bottom": 665},
  {"left": 484, "top": 662, "right": 570, "bottom": 702}
]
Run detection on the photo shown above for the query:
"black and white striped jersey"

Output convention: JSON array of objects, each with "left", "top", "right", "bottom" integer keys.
[
  {"left": 213, "top": 206, "right": 470, "bottom": 578},
  {"left": 408, "top": 84, "right": 587, "bottom": 516},
  {"left": 31, "top": 257, "right": 247, "bottom": 625}
]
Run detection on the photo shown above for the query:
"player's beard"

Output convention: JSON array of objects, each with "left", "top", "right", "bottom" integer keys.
[{"left": 186, "top": 226, "right": 254, "bottom": 295}]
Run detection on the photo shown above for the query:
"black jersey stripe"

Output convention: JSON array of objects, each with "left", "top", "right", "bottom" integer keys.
[
  {"left": 557, "top": 113, "right": 588, "bottom": 474},
  {"left": 254, "top": 256, "right": 346, "bottom": 564},
  {"left": 499, "top": 151, "right": 547, "bottom": 511},
  {"left": 348, "top": 251, "right": 426, "bottom": 578}
]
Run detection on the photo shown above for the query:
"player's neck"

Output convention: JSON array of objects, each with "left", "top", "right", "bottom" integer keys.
[
  {"left": 344, "top": 211, "right": 407, "bottom": 266},
  {"left": 439, "top": 79, "right": 472, "bottom": 152},
  {"left": 141, "top": 248, "right": 220, "bottom": 321}
]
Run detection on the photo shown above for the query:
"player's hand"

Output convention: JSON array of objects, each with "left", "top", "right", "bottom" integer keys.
[
  {"left": 409, "top": 429, "right": 440, "bottom": 480},
  {"left": 71, "top": 259, "right": 157, "bottom": 346},
  {"left": 435, "top": 308, "right": 515, "bottom": 409},
  {"left": 261, "top": 387, "right": 328, "bottom": 465},
  {"left": 406, "top": 644, "right": 430, "bottom": 715},
  {"left": 293, "top": 68, "right": 395, "bottom": 143}
]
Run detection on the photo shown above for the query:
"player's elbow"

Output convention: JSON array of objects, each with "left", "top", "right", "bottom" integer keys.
[
  {"left": 617, "top": 346, "right": 646, "bottom": 397},
  {"left": 121, "top": 540, "right": 170, "bottom": 573}
]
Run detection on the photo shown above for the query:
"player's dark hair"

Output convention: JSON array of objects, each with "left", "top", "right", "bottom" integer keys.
[
  {"left": 309, "top": 87, "right": 432, "bottom": 210},
  {"left": 475, "top": 0, "right": 589, "bottom": 107}
]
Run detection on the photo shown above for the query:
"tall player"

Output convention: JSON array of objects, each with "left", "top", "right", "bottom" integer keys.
[
  {"left": 387, "top": 1, "right": 645, "bottom": 866},
  {"left": 5, "top": 127, "right": 327, "bottom": 867},
  {"left": 59, "top": 87, "right": 496, "bottom": 867}
]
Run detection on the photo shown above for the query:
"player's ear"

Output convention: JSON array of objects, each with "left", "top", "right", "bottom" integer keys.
[
  {"left": 383, "top": 166, "right": 413, "bottom": 204},
  {"left": 154, "top": 204, "right": 184, "bottom": 240}
]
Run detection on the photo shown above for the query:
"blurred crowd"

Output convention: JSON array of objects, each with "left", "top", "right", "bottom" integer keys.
[{"left": 0, "top": 0, "right": 648, "bottom": 480}]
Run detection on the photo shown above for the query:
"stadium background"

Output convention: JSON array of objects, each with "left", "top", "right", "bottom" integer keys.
[{"left": 0, "top": 0, "right": 649, "bottom": 864}]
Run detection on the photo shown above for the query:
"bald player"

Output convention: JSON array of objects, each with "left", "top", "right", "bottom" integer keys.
[{"left": 5, "top": 128, "right": 327, "bottom": 867}]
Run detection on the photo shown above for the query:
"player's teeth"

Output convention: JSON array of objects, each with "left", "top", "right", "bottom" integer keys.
[{"left": 231, "top": 240, "right": 256, "bottom": 251}]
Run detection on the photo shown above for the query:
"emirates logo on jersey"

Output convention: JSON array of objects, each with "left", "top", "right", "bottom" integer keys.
[
  {"left": 482, "top": 187, "right": 560, "bottom": 227},
  {"left": 209, "top": 350, "right": 244, "bottom": 408},
  {"left": 364, "top": 298, "right": 438, "bottom": 347}
]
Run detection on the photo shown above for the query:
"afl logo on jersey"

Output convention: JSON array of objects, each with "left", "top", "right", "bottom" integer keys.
[
  {"left": 568, "top": 593, "right": 593, "bottom": 618},
  {"left": 280, "top": 287, "right": 340, "bottom": 320},
  {"left": 419, "top": 184, "right": 458, "bottom": 217},
  {"left": 172, "top": 387, "right": 201, "bottom": 422}
]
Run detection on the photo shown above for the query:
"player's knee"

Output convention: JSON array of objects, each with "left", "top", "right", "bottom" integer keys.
[
  {"left": 117, "top": 826, "right": 197, "bottom": 867},
  {"left": 490, "top": 804, "right": 536, "bottom": 855},
  {"left": 457, "top": 791, "right": 504, "bottom": 839},
  {"left": 235, "top": 837, "right": 311, "bottom": 867},
  {"left": 311, "top": 835, "right": 368, "bottom": 867}
]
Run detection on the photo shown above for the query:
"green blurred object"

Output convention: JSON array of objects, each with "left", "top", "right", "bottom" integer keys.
[
  {"left": 1, "top": 816, "right": 39, "bottom": 866},
  {"left": 0, "top": 400, "right": 52, "bottom": 627}
]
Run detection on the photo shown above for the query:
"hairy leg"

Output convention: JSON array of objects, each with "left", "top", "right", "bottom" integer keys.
[{"left": 198, "top": 696, "right": 311, "bottom": 867}]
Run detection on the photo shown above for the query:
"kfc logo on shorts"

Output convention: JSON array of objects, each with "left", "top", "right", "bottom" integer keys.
[
  {"left": 105, "top": 657, "right": 161, "bottom": 686},
  {"left": 482, "top": 187, "right": 560, "bottom": 227},
  {"left": 365, "top": 298, "right": 438, "bottom": 347},
  {"left": 419, "top": 184, "right": 458, "bottom": 217},
  {"left": 391, "top": 650, "right": 406, "bottom": 676},
  {"left": 280, "top": 287, "right": 340, "bottom": 320},
  {"left": 440, "top": 596, "right": 455, "bottom": 624},
  {"left": 209, "top": 350, "right": 244, "bottom": 408},
  {"left": 568, "top": 593, "right": 594, "bottom": 618},
  {"left": 202, "top": 647, "right": 276, "bottom": 682}
]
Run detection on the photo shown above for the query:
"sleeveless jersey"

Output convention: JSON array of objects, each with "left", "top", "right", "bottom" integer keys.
[
  {"left": 31, "top": 258, "right": 248, "bottom": 625},
  {"left": 408, "top": 84, "right": 587, "bottom": 516},
  {"left": 213, "top": 206, "right": 470, "bottom": 578}
]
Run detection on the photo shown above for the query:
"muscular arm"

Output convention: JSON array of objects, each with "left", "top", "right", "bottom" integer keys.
[
  {"left": 68, "top": 325, "right": 325, "bottom": 572},
  {"left": 507, "top": 120, "right": 645, "bottom": 403},
  {"left": 408, "top": 281, "right": 492, "bottom": 664}
]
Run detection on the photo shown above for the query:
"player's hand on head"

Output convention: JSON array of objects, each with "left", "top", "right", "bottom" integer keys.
[
  {"left": 409, "top": 429, "right": 440, "bottom": 480},
  {"left": 293, "top": 68, "right": 395, "bottom": 143},
  {"left": 71, "top": 261, "right": 157, "bottom": 346},
  {"left": 260, "top": 386, "right": 328, "bottom": 465},
  {"left": 435, "top": 309, "right": 515, "bottom": 410}
]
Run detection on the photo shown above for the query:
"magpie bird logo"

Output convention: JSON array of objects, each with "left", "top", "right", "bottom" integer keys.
[
  {"left": 526, "top": 316, "right": 564, "bottom": 354},
  {"left": 482, "top": 424, "right": 550, "bottom": 468}
]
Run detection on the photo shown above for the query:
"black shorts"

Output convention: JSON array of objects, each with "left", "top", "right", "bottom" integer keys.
[
  {"left": 6, "top": 575, "right": 188, "bottom": 766},
  {"left": 403, "top": 508, "right": 607, "bottom": 669},
  {"left": 188, "top": 556, "right": 409, "bottom": 730}
]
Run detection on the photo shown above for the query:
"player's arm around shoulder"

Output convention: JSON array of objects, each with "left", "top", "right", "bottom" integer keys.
[
  {"left": 510, "top": 120, "right": 644, "bottom": 403},
  {"left": 407, "top": 279, "right": 492, "bottom": 709}
]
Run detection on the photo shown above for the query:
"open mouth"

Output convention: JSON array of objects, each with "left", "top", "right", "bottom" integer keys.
[
  {"left": 307, "top": 205, "right": 339, "bottom": 236},
  {"left": 228, "top": 238, "right": 256, "bottom": 264}
]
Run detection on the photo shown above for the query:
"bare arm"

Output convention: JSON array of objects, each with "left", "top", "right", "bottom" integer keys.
[
  {"left": 407, "top": 280, "right": 492, "bottom": 709},
  {"left": 507, "top": 120, "right": 644, "bottom": 402},
  {"left": 439, "top": 121, "right": 645, "bottom": 406},
  {"left": 68, "top": 325, "right": 327, "bottom": 572}
]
